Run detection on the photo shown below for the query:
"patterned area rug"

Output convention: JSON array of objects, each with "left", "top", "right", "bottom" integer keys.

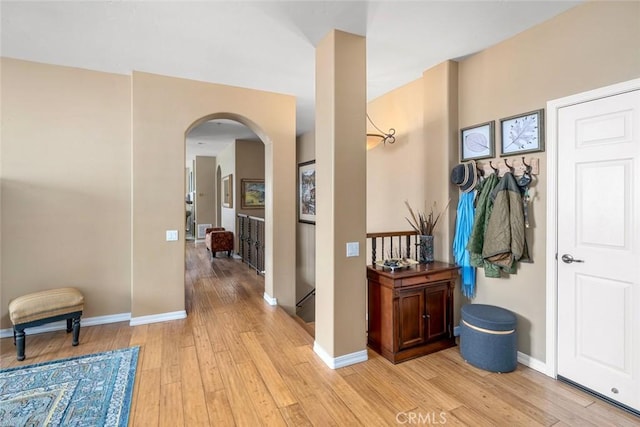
[{"left": 0, "top": 346, "right": 139, "bottom": 426}]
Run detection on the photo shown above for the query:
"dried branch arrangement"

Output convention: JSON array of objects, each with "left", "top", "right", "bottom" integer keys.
[{"left": 405, "top": 199, "right": 451, "bottom": 236}]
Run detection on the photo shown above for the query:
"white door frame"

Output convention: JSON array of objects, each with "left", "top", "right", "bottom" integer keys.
[{"left": 545, "top": 77, "right": 640, "bottom": 378}]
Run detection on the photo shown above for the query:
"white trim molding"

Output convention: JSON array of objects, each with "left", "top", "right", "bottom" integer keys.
[
  {"left": 517, "top": 351, "right": 548, "bottom": 375},
  {"left": 129, "top": 310, "right": 187, "bottom": 326},
  {"left": 313, "top": 341, "right": 368, "bottom": 369},
  {"left": 545, "top": 78, "right": 640, "bottom": 380},
  {"left": 0, "top": 312, "right": 131, "bottom": 339},
  {"left": 263, "top": 292, "right": 277, "bottom": 306}
]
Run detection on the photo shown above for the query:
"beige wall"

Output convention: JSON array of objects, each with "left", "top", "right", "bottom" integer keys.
[
  {"left": 195, "top": 156, "right": 216, "bottom": 234},
  {"left": 236, "top": 139, "right": 265, "bottom": 219},
  {"left": 0, "top": 58, "right": 132, "bottom": 328},
  {"left": 217, "top": 142, "right": 236, "bottom": 233},
  {"left": 132, "top": 71, "right": 296, "bottom": 317},
  {"left": 296, "top": 131, "right": 316, "bottom": 302},
  {"left": 1, "top": 61, "right": 296, "bottom": 328},
  {"left": 361, "top": 1, "right": 640, "bottom": 361},
  {"left": 457, "top": 0, "right": 640, "bottom": 361}
]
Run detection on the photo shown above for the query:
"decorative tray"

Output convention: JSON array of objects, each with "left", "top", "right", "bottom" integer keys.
[{"left": 375, "top": 258, "right": 419, "bottom": 272}]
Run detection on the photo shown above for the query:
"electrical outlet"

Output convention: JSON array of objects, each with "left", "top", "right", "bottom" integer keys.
[{"left": 166, "top": 230, "right": 179, "bottom": 241}]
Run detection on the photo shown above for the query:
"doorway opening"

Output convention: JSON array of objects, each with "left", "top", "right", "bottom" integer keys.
[{"left": 184, "top": 116, "right": 266, "bottom": 272}]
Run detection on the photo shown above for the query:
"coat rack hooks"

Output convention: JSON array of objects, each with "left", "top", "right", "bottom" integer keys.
[{"left": 477, "top": 157, "right": 540, "bottom": 177}]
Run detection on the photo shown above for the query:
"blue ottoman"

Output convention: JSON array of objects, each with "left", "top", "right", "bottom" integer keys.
[{"left": 460, "top": 304, "right": 517, "bottom": 373}]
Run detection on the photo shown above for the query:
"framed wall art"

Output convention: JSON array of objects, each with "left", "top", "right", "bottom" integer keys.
[
  {"left": 222, "top": 174, "right": 233, "bottom": 208},
  {"left": 240, "top": 179, "right": 265, "bottom": 209},
  {"left": 500, "top": 109, "right": 544, "bottom": 156},
  {"left": 460, "top": 121, "right": 495, "bottom": 161},
  {"left": 298, "top": 160, "right": 316, "bottom": 224}
]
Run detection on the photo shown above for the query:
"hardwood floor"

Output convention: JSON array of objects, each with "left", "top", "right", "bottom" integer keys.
[{"left": 2, "top": 241, "right": 638, "bottom": 426}]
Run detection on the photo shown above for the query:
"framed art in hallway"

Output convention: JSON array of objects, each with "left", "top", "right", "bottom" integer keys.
[
  {"left": 298, "top": 160, "right": 316, "bottom": 224},
  {"left": 222, "top": 174, "right": 233, "bottom": 208},
  {"left": 500, "top": 109, "right": 544, "bottom": 156},
  {"left": 460, "top": 121, "right": 495, "bottom": 161},
  {"left": 240, "top": 179, "right": 265, "bottom": 209}
]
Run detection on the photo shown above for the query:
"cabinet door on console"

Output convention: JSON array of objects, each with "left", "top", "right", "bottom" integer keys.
[
  {"left": 425, "top": 283, "right": 449, "bottom": 342},
  {"left": 396, "top": 288, "right": 426, "bottom": 350}
]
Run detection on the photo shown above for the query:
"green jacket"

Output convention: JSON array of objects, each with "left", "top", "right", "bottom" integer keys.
[
  {"left": 482, "top": 172, "right": 530, "bottom": 277},
  {"left": 468, "top": 173, "right": 499, "bottom": 271}
]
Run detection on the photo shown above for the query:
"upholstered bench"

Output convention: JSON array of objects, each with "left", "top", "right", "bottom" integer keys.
[
  {"left": 8, "top": 287, "right": 84, "bottom": 361},
  {"left": 460, "top": 304, "right": 518, "bottom": 373},
  {"left": 205, "top": 227, "right": 234, "bottom": 258}
]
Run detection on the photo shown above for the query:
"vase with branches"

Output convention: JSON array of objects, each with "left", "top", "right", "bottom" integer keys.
[{"left": 405, "top": 200, "right": 450, "bottom": 263}]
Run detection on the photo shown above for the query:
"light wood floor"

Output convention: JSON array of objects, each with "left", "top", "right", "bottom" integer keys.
[{"left": 2, "top": 242, "right": 638, "bottom": 426}]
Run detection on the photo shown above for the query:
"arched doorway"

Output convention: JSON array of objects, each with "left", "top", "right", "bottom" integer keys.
[
  {"left": 130, "top": 73, "right": 296, "bottom": 323},
  {"left": 185, "top": 118, "right": 261, "bottom": 239}
]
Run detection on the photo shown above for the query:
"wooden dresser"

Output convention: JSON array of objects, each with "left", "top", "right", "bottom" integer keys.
[{"left": 367, "top": 262, "right": 459, "bottom": 364}]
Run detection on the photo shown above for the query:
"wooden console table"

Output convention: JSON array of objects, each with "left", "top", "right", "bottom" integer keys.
[{"left": 367, "top": 262, "right": 459, "bottom": 364}]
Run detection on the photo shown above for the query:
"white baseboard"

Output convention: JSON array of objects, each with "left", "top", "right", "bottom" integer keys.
[
  {"left": 0, "top": 312, "right": 131, "bottom": 339},
  {"left": 313, "top": 341, "right": 368, "bottom": 369},
  {"left": 517, "top": 351, "right": 549, "bottom": 375},
  {"left": 129, "top": 310, "right": 187, "bottom": 326},
  {"left": 263, "top": 292, "right": 277, "bottom": 306}
]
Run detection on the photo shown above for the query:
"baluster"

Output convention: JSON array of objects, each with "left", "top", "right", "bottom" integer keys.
[
  {"left": 258, "top": 220, "right": 263, "bottom": 274},
  {"left": 405, "top": 235, "right": 411, "bottom": 260},
  {"left": 247, "top": 218, "right": 252, "bottom": 265},
  {"left": 371, "top": 238, "right": 377, "bottom": 265}
]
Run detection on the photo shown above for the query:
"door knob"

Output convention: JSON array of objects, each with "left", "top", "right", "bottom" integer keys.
[{"left": 561, "top": 254, "right": 585, "bottom": 264}]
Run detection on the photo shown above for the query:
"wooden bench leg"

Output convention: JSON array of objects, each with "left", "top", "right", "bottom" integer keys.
[{"left": 14, "top": 327, "right": 25, "bottom": 361}]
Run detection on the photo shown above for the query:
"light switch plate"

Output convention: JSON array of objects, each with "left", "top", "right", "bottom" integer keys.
[
  {"left": 346, "top": 242, "right": 359, "bottom": 257},
  {"left": 166, "top": 230, "right": 179, "bottom": 241}
]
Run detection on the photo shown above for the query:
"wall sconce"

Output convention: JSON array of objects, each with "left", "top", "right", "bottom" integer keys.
[{"left": 366, "top": 113, "right": 395, "bottom": 150}]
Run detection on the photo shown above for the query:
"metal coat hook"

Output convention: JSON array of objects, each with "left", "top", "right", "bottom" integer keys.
[
  {"left": 489, "top": 161, "right": 499, "bottom": 173},
  {"left": 521, "top": 156, "right": 530, "bottom": 168},
  {"left": 504, "top": 158, "right": 515, "bottom": 173},
  {"left": 473, "top": 160, "right": 484, "bottom": 178}
]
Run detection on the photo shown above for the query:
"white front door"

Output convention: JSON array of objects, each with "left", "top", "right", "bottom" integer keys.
[{"left": 556, "top": 88, "right": 640, "bottom": 412}]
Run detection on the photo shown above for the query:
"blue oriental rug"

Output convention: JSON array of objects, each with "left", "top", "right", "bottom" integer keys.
[{"left": 0, "top": 346, "right": 139, "bottom": 426}]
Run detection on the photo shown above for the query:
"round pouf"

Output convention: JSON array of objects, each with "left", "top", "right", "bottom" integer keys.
[{"left": 460, "top": 304, "right": 517, "bottom": 373}]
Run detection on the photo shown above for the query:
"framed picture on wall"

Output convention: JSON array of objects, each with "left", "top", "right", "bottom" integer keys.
[
  {"left": 500, "top": 109, "right": 545, "bottom": 156},
  {"left": 222, "top": 174, "right": 233, "bottom": 208},
  {"left": 241, "top": 179, "right": 265, "bottom": 209},
  {"left": 298, "top": 160, "right": 316, "bottom": 224},
  {"left": 460, "top": 121, "right": 495, "bottom": 161}
]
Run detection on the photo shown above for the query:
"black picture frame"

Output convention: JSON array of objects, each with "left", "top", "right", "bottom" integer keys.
[
  {"left": 298, "top": 160, "right": 316, "bottom": 224},
  {"left": 460, "top": 121, "right": 495, "bottom": 161}
]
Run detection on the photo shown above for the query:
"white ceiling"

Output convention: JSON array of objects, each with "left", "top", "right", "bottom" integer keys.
[{"left": 1, "top": 0, "right": 581, "bottom": 157}]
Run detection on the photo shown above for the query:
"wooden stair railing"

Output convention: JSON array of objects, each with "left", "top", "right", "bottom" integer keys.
[{"left": 366, "top": 230, "right": 420, "bottom": 265}]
